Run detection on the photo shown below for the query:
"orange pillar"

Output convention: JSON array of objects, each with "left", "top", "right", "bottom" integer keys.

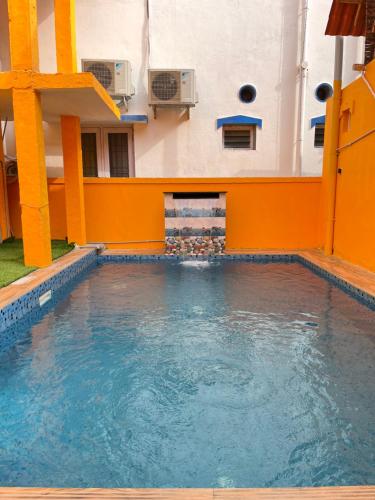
[
  {"left": 8, "top": 0, "right": 39, "bottom": 71},
  {"left": 54, "top": 0, "right": 78, "bottom": 73},
  {"left": 13, "top": 89, "right": 52, "bottom": 266},
  {"left": 55, "top": 0, "right": 87, "bottom": 245},
  {"left": 0, "top": 122, "right": 10, "bottom": 241},
  {"left": 61, "top": 116, "right": 86, "bottom": 244},
  {"left": 8, "top": 0, "right": 52, "bottom": 266}
]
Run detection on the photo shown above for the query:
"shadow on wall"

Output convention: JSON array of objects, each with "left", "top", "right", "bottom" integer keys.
[
  {"left": 136, "top": 0, "right": 150, "bottom": 107},
  {"left": 37, "top": 0, "right": 54, "bottom": 23},
  {"left": 0, "top": 0, "right": 10, "bottom": 71},
  {"left": 37, "top": 0, "right": 57, "bottom": 73},
  {"left": 135, "top": 111, "right": 189, "bottom": 177},
  {"left": 277, "top": 0, "right": 299, "bottom": 176}
]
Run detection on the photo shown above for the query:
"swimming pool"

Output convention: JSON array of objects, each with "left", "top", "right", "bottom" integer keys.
[{"left": 0, "top": 261, "right": 374, "bottom": 488}]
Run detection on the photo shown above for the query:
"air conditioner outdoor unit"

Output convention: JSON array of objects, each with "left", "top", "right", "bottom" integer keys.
[
  {"left": 148, "top": 69, "right": 196, "bottom": 106},
  {"left": 82, "top": 59, "right": 134, "bottom": 98}
]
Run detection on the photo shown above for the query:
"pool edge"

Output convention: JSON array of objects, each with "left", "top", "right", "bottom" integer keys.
[
  {"left": 0, "top": 248, "right": 97, "bottom": 333},
  {"left": 1, "top": 249, "right": 375, "bottom": 334}
]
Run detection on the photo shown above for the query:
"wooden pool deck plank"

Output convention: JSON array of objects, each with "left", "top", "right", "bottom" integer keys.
[
  {"left": 214, "top": 486, "right": 375, "bottom": 498},
  {"left": 0, "top": 488, "right": 212, "bottom": 498},
  {"left": 0, "top": 486, "right": 374, "bottom": 499},
  {"left": 300, "top": 249, "right": 375, "bottom": 297}
]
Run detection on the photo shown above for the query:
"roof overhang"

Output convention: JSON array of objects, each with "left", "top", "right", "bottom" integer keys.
[
  {"left": 311, "top": 115, "right": 326, "bottom": 128},
  {"left": 216, "top": 115, "right": 263, "bottom": 129},
  {"left": 325, "top": 0, "right": 366, "bottom": 36},
  {"left": 0, "top": 71, "right": 120, "bottom": 123},
  {"left": 120, "top": 114, "right": 148, "bottom": 125}
]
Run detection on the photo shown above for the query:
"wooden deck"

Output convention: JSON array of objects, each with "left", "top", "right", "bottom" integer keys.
[
  {"left": 0, "top": 486, "right": 374, "bottom": 499},
  {"left": 299, "top": 249, "right": 375, "bottom": 298}
]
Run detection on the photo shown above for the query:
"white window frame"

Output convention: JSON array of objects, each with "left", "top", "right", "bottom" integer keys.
[{"left": 81, "top": 126, "right": 135, "bottom": 178}]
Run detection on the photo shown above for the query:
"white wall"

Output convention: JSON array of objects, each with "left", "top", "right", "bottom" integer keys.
[
  {"left": 138, "top": 0, "right": 300, "bottom": 177},
  {"left": 1, "top": 0, "right": 364, "bottom": 177}
]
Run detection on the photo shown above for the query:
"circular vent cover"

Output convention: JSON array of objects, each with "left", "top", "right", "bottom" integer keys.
[
  {"left": 239, "top": 84, "right": 256, "bottom": 103},
  {"left": 87, "top": 63, "right": 112, "bottom": 90},
  {"left": 315, "top": 83, "right": 333, "bottom": 102},
  {"left": 152, "top": 72, "right": 178, "bottom": 100}
]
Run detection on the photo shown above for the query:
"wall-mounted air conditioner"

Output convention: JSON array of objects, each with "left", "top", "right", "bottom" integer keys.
[
  {"left": 82, "top": 59, "right": 135, "bottom": 98},
  {"left": 148, "top": 69, "right": 196, "bottom": 106}
]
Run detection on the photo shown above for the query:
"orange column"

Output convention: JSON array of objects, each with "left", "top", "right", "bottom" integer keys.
[
  {"left": 55, "top": 0, "right": 87, "bottom": 245},
  {"left": 13, "top": 90, "right": 52, "bottom": 266},
  {"left": 7, "top": 0, "right": 39, "bottom": 71},
  {"left": 8, "top": 0, "right": 52, "bottom": 266},
  {"left": 60, "top": 116, "right": 86, "bottom": 244},
  {"left": 54, "top": 0, "right": 77, "bottom": 73},
  {"left": 0, "top": 122, "right": 10, "bottom": 240}
]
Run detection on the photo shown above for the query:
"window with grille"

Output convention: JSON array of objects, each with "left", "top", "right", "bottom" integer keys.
[
  {"left": 81, "top": 133, "right": 98, "bottom": 177},
  {"left": 223, "top": 125, "right": 256, "bottom": 150},
  {"left": 314, "top": 124, "right": 325, "bottom": 148},
  {"left": 108, "top": 133, "right": 129, "bottom": 177}
]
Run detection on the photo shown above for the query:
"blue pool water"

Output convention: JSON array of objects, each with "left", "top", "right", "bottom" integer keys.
[{"left": 0, "top": 261, "right": 374, "bottom": 488}]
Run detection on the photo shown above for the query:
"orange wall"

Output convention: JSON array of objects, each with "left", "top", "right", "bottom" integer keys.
[
  {"left": 7, "top": 177, "right": 323, "bottom": 250},
  {"left": 333, "top": 59, "right": 375, "bottom": 272}
]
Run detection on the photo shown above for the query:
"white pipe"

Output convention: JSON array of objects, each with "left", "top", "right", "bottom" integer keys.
[{"left": 295, "top": 0, "right": 309, "bottom": 176}]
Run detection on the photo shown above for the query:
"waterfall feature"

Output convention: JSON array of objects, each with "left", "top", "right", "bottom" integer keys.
[{"left": 165, "top": 192, "right": 226, "bottom": 255}]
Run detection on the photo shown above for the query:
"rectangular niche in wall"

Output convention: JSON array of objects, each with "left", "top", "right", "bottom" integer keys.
[{"left": 164, "top": 192, "right": 226, "bottom": 255}]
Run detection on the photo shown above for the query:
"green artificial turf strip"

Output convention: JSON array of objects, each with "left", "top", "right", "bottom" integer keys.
[{"left": 0, "top": 239, "right": 74, "bottom": 288}]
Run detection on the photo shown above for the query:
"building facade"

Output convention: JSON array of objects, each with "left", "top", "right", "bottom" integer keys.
[{"left": 0, "top": 0, "right": 364, "bottom": 179}]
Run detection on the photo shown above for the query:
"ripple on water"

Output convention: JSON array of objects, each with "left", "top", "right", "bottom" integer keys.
[{"left": 0, "top": 261, "right": 374, "bottom": 487}]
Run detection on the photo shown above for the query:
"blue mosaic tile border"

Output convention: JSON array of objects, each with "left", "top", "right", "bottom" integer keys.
[
  {"left": 97, "top": 253, "right": 295, "bottom": 263},
  {"left": 165, "top": 227, "right": 225, "bottom": 237},
  {"left": 1, "top": 251, "right": 374, "bottom": 347},
  {"left": 165, "top": 208, "right": 226, "bottom": 217},
  {"left": 0, "top": 250, "right": 97, "bottom": 334},
  {"left": 98, "top": 253, "right": 375, "bottom": 310},
  {"left": 295, "top": 255, "right": 375, "bottom": 311}
]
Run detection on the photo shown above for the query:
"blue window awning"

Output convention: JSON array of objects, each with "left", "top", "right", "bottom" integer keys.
[
  {"left": 310, "top": 115, "right": 325, "bottom": 128},
  {"left": 120, "top": 114, "right": 148, "bottom": 124},
  {"left": 216, "top": 115, "right": 262, "bottom": 129}
]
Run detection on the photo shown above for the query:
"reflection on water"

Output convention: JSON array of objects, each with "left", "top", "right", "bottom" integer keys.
[{"left": 0, "top": 262, "right": 374, "bottom": 488}]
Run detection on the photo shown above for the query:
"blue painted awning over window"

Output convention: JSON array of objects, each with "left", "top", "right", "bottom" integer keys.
[
  {"left": 216, "top": 115, "right": 262, "bottom": 129},
  {"left": 120, "top": 114, "right": 148, "bottom": 124},
  {"left": 310, "top": 115, "right": 325, "bottom": 128}
]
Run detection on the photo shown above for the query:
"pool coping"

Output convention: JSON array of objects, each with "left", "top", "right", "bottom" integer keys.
[
  {"left": 0, "top": 248, "right": 97, "bottom": 333},
  {"left": 0, "top": 485, "right": 374, "bottom": 498},
  {"left": 1, "top": 248, "right": 375, "bottom": 334}
]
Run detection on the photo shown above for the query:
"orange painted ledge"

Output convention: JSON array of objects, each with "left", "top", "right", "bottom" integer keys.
[{"left": 0, "top": 71, "right": 120, "bottom": 122}]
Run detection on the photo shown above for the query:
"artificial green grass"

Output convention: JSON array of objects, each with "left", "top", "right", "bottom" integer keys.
[{"left": 0, "top": 239, "right": 74, "bottom": 288}]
